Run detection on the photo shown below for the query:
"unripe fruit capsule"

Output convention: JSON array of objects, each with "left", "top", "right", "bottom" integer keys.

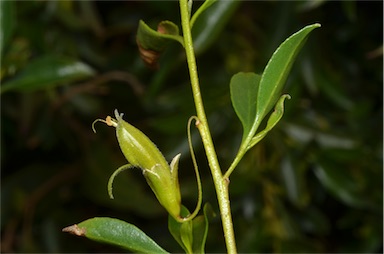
[{"left": 94, "top": 109, "right": 182, "bottom": 220}]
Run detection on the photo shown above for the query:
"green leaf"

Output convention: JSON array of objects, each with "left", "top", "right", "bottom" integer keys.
[
  {"left": 137, "top": 20, "right": 183, "bottom": 68},
  {"left": 190, "top": 0, "right": 217, "bottom": 28},
  {"left": 168, "top": 204, "right": 214, "bottom": 254},
  {"left": 63, "top": 217, "right": 168, "bottom": 253},
  {"left": 1, "top": 55, "right": 95, "bottom": 94},
  {"left": 0, "top": 0, "right": 16, "bottom": 54},
  {"left": 192, "top": 0, "right": 240, "bottom": 55},
  {"left": 230, "top": 72, "right": 261, "bottom": 142},
  {"left": 180, "top": 221, "right": 194, "bottom": 254},
  {"left": 191, "top": 216, "right": 205, "bottom": 252},
  {"left": 137, "top": 20, "right": 183, "bottom": 51},
  {"left": 248, "top": 94, "right": 291, "bottom": 149},
  {"left": 192, "top": 203, "right": 215, "bottom": 254},
  {"left": 255, "top": 23, "right": 321, "bottom": 128},
  {"left": 226, "top": 24, "right": 319, "bottom": 178},
  {"left": 168, "top": 206, "right": 193, "bottom": 253}
]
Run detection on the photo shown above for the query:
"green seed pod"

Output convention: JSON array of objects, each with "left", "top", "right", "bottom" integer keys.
[{"left": 94, "top": 109, "right": 182, "bottom": 220}]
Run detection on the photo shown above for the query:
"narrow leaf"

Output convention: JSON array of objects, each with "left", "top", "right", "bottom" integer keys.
[
  {"left": 1, "top": 55, "right": 95, "bottom": 94},
  {"left": 63, "top": 217, "right": 168, "bottom": 253},
  {"left": 230, "top": 72, "right": 261, "bottom": 141},
  {"left": 190, "top": 0, "right": 217, "bottom": 28},
  {"left": 192, "top": 0, "right": 240, "bottom": 55},
  {"left": 248, "top": 94, "right": 290, "bottom": 149},
  {"left": 255, "top": 24, "right": 320, "bottom": 127}
]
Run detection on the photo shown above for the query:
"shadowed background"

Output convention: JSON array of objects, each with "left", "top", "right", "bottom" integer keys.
[{"left": 1, "top": 1, "right": 382, "bottom": 253}]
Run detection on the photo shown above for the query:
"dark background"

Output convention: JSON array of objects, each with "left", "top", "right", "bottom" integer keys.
[{"left": 1, "top": 1, "right": 382, "bottom": 253}]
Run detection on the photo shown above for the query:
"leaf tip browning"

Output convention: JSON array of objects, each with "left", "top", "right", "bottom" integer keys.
[
  {"left": 62, "top": 224, "right": 86, "bottom": 236},
  {"left": 137, "top": 38, "right": 161, "bottom": 69}
]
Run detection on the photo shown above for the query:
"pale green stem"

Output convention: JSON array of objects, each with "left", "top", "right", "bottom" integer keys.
[
  {"left": 224, "top": 147, "right": 246, "bottom": 180},
  {"left": 179, "top": 1, "right": 237, "bottom": 253},
  {"left": 224, "top": 116, "right": 262, "bottom": 179}
]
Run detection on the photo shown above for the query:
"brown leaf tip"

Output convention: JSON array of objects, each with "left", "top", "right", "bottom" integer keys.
[
  {"left": 136, "top": 39, "right": 160, "bottom": 69},
  {"left": 157, "top": 24, "right": 167, "bottom": 34},
  {"left": 62, "top": 224, "right": 86, "bottom": 236}
]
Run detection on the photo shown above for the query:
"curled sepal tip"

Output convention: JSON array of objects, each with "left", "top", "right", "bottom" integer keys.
[
  {"left": 107, "top": 164, "right": 133, "bottom": 199},
  {"left": 94, "top": 109, "right": 184, "bottom": 221}
]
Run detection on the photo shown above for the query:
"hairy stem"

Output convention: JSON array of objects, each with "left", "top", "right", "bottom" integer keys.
[{"left": 179, "top": 1, "right": 237, "bottom": 253}]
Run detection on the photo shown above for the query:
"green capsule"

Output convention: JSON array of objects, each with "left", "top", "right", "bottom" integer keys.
[{"left": 94, "top": 109, "right": 182, "bottom": 220}]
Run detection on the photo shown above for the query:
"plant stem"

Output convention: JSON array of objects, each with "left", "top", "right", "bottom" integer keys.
[{"left": 179, "top": 1, "right": 237, "bottom": 253}]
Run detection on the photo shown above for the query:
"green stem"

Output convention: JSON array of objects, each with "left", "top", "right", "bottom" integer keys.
[
  {"left": 224, "top": 146, "right": 246, "bottom": 180},
  {"left": 179, "top": 1, "right": 237, "bottom": 253}
]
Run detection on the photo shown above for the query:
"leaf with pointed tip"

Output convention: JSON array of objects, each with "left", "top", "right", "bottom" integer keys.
[
  {"left": 248, "top": 94, "right": 291, "bottom": 149},
  {"left": 255, "top": 23, "right": 321, "bottom": 129},
  {"left": 63, "top": 217, "right": 168, "bottom": 253},
  {"left": 1, "top": 55, "right": 95, "bottom": 94},
  {"left": 230, "top": 72, "right": 261, "bottom": 142}
]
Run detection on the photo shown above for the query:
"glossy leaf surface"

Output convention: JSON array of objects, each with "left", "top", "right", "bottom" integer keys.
[
  {"left": 63, "top": 217, "right": 168, "bottom": 253},
  {"left": 1, "top": 55, "right": 95, "bottom": 93},
  {"left": 255, "top": 23, "right": 321, "bottom": 127},
  {"left": 248, "top": 94, "right": 291, "bottom": 149},
  {"left": 230, "top": 72, "right": 260, "bottom": 142}
]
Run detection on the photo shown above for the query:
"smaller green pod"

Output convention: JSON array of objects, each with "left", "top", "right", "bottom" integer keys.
[{"left": 95, "top": 109, "right": 182, "bottom": 220}]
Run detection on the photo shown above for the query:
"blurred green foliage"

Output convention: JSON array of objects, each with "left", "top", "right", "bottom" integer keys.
[{"left": 1, "top": 1, "right": 382, "bottom": 253}]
